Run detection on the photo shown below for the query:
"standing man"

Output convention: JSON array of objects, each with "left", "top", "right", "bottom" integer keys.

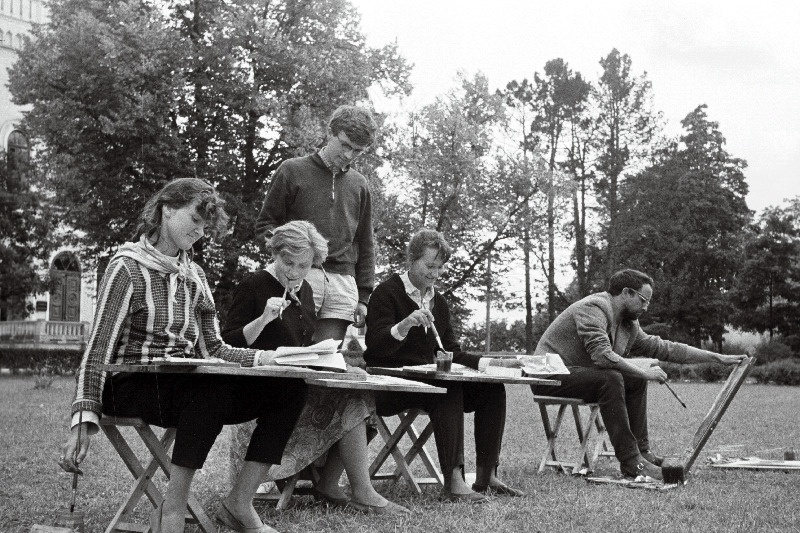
[
  {"left": 256, "top": 105, "right": 377, "bottom": 344},
  {"left": 530, "top": 269, "right": 745, "bottom": 480}
]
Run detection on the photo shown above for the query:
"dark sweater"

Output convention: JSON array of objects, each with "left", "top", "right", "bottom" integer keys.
[
  {"left": 221, "top": 270, "right": 315, "bottom": 350},
  {"left": 363, "top": 274, "right": 481, "bottom": 370},
  {"left": 255, "top": 153, "right": 375, "bottom": 301}
]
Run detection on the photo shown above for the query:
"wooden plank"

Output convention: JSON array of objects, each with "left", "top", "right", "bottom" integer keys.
[
  {"left": 586, "top": 476, "right": 680, "bottom": 491},
  {"left": 308, "top": 375, "right": 446, "bottom": 393},
  {"left": 680, "top": 357, "right": 755, "bottom": 473},
  {"left": 710, "top": 459, "right": 800, "bottom": 471},
  {"left": 367, "top": 365, "right": 560, "bottom": 386},
  {"left": 102, "top": 363, "right": 365, "bottom": 381}
]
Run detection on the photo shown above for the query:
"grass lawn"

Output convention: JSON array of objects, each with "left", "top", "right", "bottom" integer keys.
[{"left": 1, "top": 376, "right": 798, "bottom": 533}]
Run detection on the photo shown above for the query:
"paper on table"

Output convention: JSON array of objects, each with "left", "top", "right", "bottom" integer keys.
[
  {"left": 275, "top": 350, "right": 348, "bottom": 372},
  {"left": 275, "top": 338, "right": 340, "bottom": 356},
  {"left": 402, "top": 363, "right": 469, "bottom": 374},
  {"left": 518, "top": 353, "right": 570, "bottom": 375}
]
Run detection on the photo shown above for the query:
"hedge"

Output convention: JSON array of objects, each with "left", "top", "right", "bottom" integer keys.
[{"left": 0, "top": 347, "right": 83, "bottom": 375}]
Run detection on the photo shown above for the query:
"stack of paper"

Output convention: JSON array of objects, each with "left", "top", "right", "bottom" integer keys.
[
  {"left": 274, "top": 339, "right": 347, "bottom": 372},
  {"left": 518, "top": 353, "right": 570, "bottom": 375}
]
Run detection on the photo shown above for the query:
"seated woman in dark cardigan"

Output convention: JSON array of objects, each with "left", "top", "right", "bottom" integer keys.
[
  {"left": 363, "top": 228, "right": 524, "bottom": 502},
  {"left": 223, "top": 220, "right": 408, "bottom": 515}
]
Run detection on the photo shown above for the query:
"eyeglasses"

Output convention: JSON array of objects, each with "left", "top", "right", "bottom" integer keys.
[
  {"left": 628, "top": 287, "right": 651, "bottom": 306},
  {"left": 336, "top": 133, "right": 369, "bottom": 156}
]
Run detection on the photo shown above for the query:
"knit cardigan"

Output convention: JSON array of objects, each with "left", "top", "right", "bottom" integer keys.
[
  {"left": 363, "top": 274, "right": 481, "bottom": 370},
  {"left": 221, "top": 270, "right": 315, "bottom": 351}
]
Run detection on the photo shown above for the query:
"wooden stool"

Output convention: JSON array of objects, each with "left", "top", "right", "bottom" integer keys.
[
  {"left": 253, "top": 462, "right": 323, "bottom": 510},
  {"left": 369, "top": 409, "right": 444, "bottom": 493},
  {"left": 99, "top": 416, "right": 215, "bottom": 532},
  {"left": 533, "top": 396, "right": 614, "bottom": 475}
]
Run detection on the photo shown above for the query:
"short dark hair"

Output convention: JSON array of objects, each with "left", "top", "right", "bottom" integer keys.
[
  {"left": 608, "top": 269, "right": 653, "bottom": 296},
  {"left": 136, "top": 178, "right": 229, "bottom": 242},
  {"left": 328, "top": 105, "right": 378, "bottom": 146},
  {"left": 406, "top": 229, "right": 452, "bottom": 265}
]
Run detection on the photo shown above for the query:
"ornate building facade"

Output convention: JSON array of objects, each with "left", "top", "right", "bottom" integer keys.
[{"left": 1, "top": 1, "right": 91, "bottom": 349}]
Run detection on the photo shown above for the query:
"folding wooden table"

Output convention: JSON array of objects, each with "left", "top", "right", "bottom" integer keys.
[
  {"left": 99, "top": 361, "right": 444, "bottom": 529},
  {"left": 366, "top": 364, "right": 560, "bottom": 493}
]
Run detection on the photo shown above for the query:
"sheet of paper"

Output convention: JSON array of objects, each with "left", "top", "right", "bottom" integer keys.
[
  {"left": 275, "top": 350, "right": 347, "bottom": 372},
  {"left": 274, "top": 338, "right": 340, "bottom": 356},
  {"left": 519, "top": 353, "right": 570, "bottom": 375},
  {"left": 274, "top": 353, "right": 320, "bottom": 364}
]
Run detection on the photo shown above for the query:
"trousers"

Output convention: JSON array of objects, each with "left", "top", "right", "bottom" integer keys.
[
  {"left": 374, "top": 381, "right": 506, "bottom": 481},
  {"left": 531, "top": 367, "right": 649, "bottom": 462},
  {"left": 102, "top": 372, "right": 307, "bottom": 469}
]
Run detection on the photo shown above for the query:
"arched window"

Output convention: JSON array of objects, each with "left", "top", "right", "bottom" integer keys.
[{"left": 50, "top": 252, "right": 82, "bottom": 322}]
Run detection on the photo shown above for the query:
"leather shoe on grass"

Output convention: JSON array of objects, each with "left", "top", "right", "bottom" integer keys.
[
  {"left": 641, "top": 450, "right": 664, "bottom": 466},
  {"left": 439, "top": 490, "right": 490, "bottom": 504},
  {"left": 472, "top": 482, "right": 526, "bottom": 497},
  {"left": 620, "top": 456, "right": 663, "bottom": 480},
  {"left": 215, "top": 501, "right": 277, "bottom": 533},
  {"left": 311, "top": 487, "right": 349, "bottom": 508},
  {"left": 348, "top": 499, "right": 411, "bottom": 515}
]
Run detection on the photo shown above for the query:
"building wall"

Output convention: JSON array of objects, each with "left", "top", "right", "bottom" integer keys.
[{"left": 1, "top": 2, "right": 98, "bottom": 325}]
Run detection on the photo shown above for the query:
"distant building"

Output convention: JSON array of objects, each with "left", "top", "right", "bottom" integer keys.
[{"left": 1, "top": 1, "right": 93, "bottom": 349}]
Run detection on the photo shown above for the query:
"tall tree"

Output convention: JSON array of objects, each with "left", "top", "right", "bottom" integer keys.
[
  {"left": 502, "top": 78, "right": 544, "bottom": 352},
  {"left": 379, "top": 73, "right": 526, "bottom": 322},
  {"left": 730, "top": 205, "right": 800, "bottom": 339},
  {"left": 594, "top": 49, "right": 661, "bottom": 275},
  {"left": 10, "top": 0, "right": 410, "bottom": 315},
  {"left": 530, "top": 58, "right": 591, "bottom": 322},
  {"left": 0, "top": 157, "right": 52, "bottom": 319},
  {"left": 614, "top": 105, "right": 750, "bottom": 348}
]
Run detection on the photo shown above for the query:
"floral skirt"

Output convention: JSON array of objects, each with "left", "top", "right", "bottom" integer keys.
[{"left": 229, "top": 385, "right": 374, "bottom": 482}]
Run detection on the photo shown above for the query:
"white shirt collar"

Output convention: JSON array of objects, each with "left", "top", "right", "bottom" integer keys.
[{"left": 400, "top": 272, "right": 435, "bottom": 310}]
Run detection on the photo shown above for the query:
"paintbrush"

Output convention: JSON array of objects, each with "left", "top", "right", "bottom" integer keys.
[
  {"left": 663, "top": 381, "right": 687, "bottom": 409},
  {"left": 70, "top": 411, "right": 83, "bottom": 513},
  {"left": 278, "top": 284, "right": 289, "bottom": 319},
  {"left": 429, "top": 321, "right": 446, "bottom": 352}
]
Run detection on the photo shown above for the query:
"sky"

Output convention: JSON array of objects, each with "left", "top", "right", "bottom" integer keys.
[{"left": 350, "top": 0, "right": 800, "bottom": 214}]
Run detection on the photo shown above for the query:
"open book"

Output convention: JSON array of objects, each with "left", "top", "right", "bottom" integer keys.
[{"left": 273, "top": 339, "right": 347, "bottom": 372}]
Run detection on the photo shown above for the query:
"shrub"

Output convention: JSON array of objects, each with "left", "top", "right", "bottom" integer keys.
[
  {"left": 0, "top": 347, "right": 82, "bottom": 375},
  {"left": 749, "top": 359, "right": 800, "bottom": 385},
  {"left": 753, "top": 338, "right": 794, "bottom": 365}
]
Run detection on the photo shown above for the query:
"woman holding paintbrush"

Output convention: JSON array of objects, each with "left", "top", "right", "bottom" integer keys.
[
  {"left": 222, "top": 220, "right": 409, "bottom": 515},
  {"left": 363, "top": 229, "right": 524, "bottom": 503},
  {"left": 59, "top": 178, "right": 308, "bottom": 533}
]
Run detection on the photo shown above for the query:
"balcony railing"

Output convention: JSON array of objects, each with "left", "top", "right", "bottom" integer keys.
[{"left": 0, "top": 320, "right": 89, "bottom": 350}]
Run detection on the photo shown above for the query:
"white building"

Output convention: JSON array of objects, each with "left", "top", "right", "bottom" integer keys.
[{"left": 1, "top": 1, "right": 92, "bottom": 349}]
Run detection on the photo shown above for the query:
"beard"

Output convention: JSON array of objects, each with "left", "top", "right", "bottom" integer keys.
[{"left": 621, "top": 307, "right": 642, "bottom": 321}]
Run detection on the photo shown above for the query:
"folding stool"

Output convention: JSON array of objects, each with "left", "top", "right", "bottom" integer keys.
[
  {"left": 369, "top": 409, "right": 444, "bottom": 493},
  {"left": 533, "top": 396, "right": 614, "bottom": 474},
  {"left": 99, "top": 416, "right": 215, "bottom": 533}
]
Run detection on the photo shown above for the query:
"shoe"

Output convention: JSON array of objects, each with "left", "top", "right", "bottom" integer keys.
[
  {"left": 311, "top": 487, "right": 350, "bottom": 508},
  {"left": 641, "top": 450, "right": 664, "bottom": 466},
  {"left": 149, "top": 502, "right": 163, "bottom": 533},
  {"left": 439, "top": 489, "right": 490, "bottom": 504},
  {"left": 472, "top": 482, "right": 526, "bottom": 497},
  {"left": 215, "top": 500, "right": 278, "bottom": 533},
  {"left": 348, "top": 499, "right": 411, "bottom": 515},
  {"left": 620, "top": 456, "right": 663, "bottom": 481}
]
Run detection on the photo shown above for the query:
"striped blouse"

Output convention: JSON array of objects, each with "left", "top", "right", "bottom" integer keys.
[{"left": 71, "top": 255, "right": 258, "bottom": 427}]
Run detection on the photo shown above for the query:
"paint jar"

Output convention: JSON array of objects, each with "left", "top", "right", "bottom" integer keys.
[
  {"left": 435, "top": 351, "right": 453, "bottom": 373},
  {"left": 53, "top": 510, "right": 86, "bottom": 532}
]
